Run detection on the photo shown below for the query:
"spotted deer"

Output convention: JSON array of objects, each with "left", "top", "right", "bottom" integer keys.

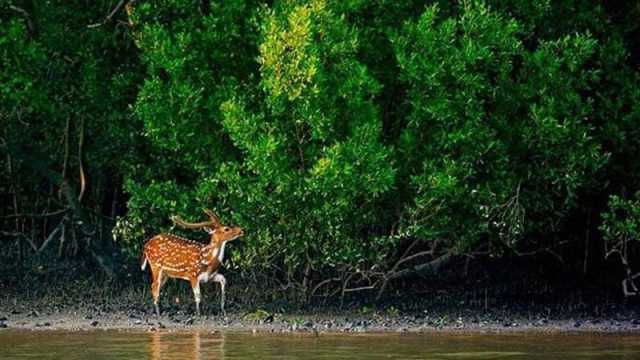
[{"left": 141, "top": 209, "right": 243, "bottom": 316}]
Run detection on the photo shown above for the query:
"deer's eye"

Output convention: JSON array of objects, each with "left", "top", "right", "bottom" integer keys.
[{"left": 224, "top": 227, "right": 229, "bottom": 232}]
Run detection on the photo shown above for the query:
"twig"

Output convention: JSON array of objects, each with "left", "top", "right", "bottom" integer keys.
[
  {"left": 38, "top": 220, "right": 65, "bottom": 253},
  {"left": 87, "top": 0, "right": 128, "bottom": 28},
  {"left": 9, "top": 5, "right": 34, "bottom": 33},
  {"left": 514, "top": 240, "right": 570, "bottom": 259},
  {"left": 310, "top": 277, "right": 341, "bottom": 297},
  {"left": 2, "top": 208, "right": 68, "bottom": 219},
  {"left": 342, "top": 284, "right": 378, "bottom": 293}
]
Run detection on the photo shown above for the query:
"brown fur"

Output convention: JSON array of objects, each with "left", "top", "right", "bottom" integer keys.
[{"left": 141, "top": 209, "right": 243, "bottom": 316}]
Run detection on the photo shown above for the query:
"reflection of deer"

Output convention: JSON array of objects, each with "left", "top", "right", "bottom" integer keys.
[
  {"left": 141, "top": 209, "right": 243, "bottom": 316},
  {"left": 149, "top": 331, "right": 225, "bottom": 360}
]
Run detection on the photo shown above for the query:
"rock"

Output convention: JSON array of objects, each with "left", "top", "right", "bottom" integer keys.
[
  {"left": 631, "top": 319, "right": 640, "bottom": 325},
  {"left": 0, "top": 322, "right": 7, "bottom": 329},
  {"left": 10, "top": 310, "right": 21, "bottom": 315},
  {"left": 91, "top": 320, "right": 99, "bottom": 327},
  {"left": 574, "top": 321, "right": 582, "bottom": 328},
  {"left": 29, "top": 310, "right": 40, "bottom": 317},
  {"left": 535, "top": 319, "right": 548, "bottom": 326},
  {"left": 264, "top": 314, "right": 274, "bottom": 323},
  {"left": 185, "top": 318, "right": 194, "bottom": 325},
  {"left": 303, "top": 320, "right": 313, "bottom": 328},
  {"left": 85, "top": 315, "right": 93, "bottom": 320},
  {"left": 134, "top": 320, "right": 142, "bottom": 325},
  {"left": 158, "top": 322, "right": 166, "bottom": 329},
  {"left": 0, "top": 316, "right": 7, "bottom": 321}
]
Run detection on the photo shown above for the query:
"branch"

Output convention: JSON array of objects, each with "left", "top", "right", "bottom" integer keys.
[
  {"left": 2, "top": 209, "right": 68, "bottom": 219},
  {"left": 10, "top": 5, "right": 34, "bottom": 34},
  {"left": 385, "top": 253, "right": 453, "bottom": 282},
  {"left": 513, "top": 240, "right": 570, "bottom": 263},
  {"left": 38, "top": 220, "right": 65, "bottom": 253},
  {"left": 342, "top": 285, "right": 378, "bottom": 293},
  {"left": 87, "top": 0, "right": 129, "bottom": 28},
  {"left": 310, "top": 277, "right": 341, "bottom": 297}
]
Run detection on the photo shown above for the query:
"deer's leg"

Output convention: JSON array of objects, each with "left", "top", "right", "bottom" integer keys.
[
  {"left": 152, "top": 268, "right": 164, "bottom": 316},
  {"left": 191, "top": 278, "right": 201, "bottom": 316},
  {"left": 212, "top": 273, "right": 226, "bottom": 315}
]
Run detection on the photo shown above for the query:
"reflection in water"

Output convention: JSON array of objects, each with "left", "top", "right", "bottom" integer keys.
[
  {"left": 1, "top": 330, "right": 640, "bottom": 359},
  {"left": 149, "top": 330, "right": 225, "bottom": 360}
]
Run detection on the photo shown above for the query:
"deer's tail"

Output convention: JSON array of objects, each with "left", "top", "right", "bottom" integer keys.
[{"left": 140, "top": 250, "right": 148, "bottom": 271}]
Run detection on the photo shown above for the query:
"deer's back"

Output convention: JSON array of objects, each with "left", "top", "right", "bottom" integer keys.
[{"left": 144, "top": 234, "right": 205, "bottom": 278}]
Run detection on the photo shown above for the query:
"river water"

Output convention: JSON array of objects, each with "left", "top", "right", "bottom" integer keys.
[{"left": 0, "top": 330, "right": 639, "bottom": 359}]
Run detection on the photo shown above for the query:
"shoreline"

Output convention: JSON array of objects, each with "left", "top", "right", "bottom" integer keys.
[{"left": 2, "top": 309, "right": 640, "bottom": 334}]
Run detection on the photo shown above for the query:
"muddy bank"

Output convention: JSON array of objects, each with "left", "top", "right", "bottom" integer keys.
[
  {"left": 2, "top": 264, "right": 640, "bottom": 334},
  {"left": 2, "top": 303, "right": 640, "bottom": 333}
]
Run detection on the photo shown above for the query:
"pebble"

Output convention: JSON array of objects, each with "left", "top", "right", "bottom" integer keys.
[
  {"left": 91, "top": 320, "right": 99, "bottom": 327},
  {"left": 303, "top": 321, "right": 313, "bottom": 328}
]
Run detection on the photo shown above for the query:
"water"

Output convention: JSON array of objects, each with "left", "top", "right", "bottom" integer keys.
[{"left": 0, "top": 330, "right": 639, "bottom": 359}]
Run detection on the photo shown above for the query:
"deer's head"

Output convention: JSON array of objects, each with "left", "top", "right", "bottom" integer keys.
[{"left": 171, "top": 208, "right": 244, "bottom": 244}]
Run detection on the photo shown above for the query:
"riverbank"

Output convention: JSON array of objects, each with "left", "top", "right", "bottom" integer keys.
[
  {"left": 2, "top": 301, "right": 640, "bottom": 333},
  {"left": 2, "top": 263, "right": 640, "bottom": 334}
]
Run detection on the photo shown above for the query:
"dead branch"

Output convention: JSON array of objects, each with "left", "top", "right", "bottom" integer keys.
[{"left": 87, "top": 0, "right": 130, "bottom": 28}]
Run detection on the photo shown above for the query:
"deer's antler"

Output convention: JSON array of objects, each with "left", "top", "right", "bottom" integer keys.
[
  {"left": 171, "top": 208, "right": 221, "bottom": 229},
  {"left": 203, "top": 208, "right": 221, "bottom": 227}
]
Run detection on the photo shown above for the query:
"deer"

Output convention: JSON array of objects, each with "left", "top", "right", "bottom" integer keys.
[{"left": 141, "top": 209, "right": 243, "bottom": 316}]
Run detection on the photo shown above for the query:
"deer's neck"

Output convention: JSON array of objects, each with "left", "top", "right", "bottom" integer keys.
[
  {"left": 200, "top": 240, "right": 226, "bottom": 274},
  {"left": 217, "top": 241, "right": 227, "bottom": 264}
]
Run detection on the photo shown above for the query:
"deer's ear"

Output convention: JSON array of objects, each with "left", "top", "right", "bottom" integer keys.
[{"left": 204, "top": 227, "right": 214, "bottom": 234}]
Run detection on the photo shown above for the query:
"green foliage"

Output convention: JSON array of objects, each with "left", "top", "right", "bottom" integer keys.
[
  {"left": 125, "top": 0, "right": 396, "bottom": 279},
  {"left": 118, "top": 0, "right": 640, "bottom": 289},
  {"left": 1, "top": 1, "right": 142, "bottom": 261},
  {"left": 600, "top": 193, "right": 640, "bottom": 257},
  {"left": 393, "top": 2, "right": 610, "bottom": 254},
  {"left": 3, "top": 1, "right": 639, "bottom": 295}
]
